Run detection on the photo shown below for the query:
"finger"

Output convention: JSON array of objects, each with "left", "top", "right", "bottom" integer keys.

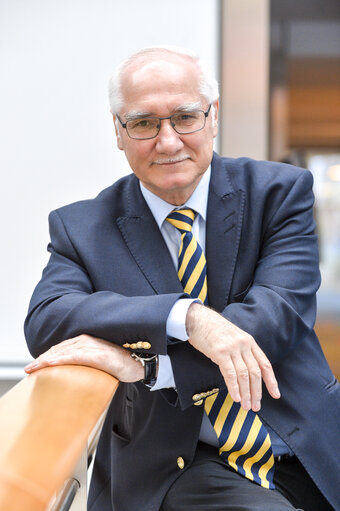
[
  {"left": 25, "top": 343, "right": 81, "bottom": 373},
  {"left": 241, "top": 350, "right": 262, "bottom": 411},
  {"left": 252, "top": 344, "right": 280, "bottom": 399},
  {"left": 25, "top": 349, "right": 91, "bottom": 373},
  {"left": 24, "top": 355, "right": 58, "bottom": 373},
  {"left": 24, "top": 336, "right": 114, "bottom": 374},
  {"left": 230, "top": 353, "right": 251, "bottom": 411},
  {"left": 219, "top": 357, "right": 241, "bottom": 404}
]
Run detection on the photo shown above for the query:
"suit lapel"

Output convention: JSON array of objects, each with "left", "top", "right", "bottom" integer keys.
[
  {"left": 206, "top": 154, "right": 245, "bottom": 311},
  {"left": 116, "top": 179, "right": 183, "bottom": 295},
  {"left": 116, "top": 155, "right": 245, "bottom": 305}
]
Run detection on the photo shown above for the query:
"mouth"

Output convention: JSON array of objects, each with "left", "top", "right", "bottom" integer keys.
[{"left": 153, "top": 155, "right": 190, "bottom": 166}]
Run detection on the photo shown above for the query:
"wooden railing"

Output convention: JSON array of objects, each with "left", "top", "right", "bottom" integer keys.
[
  {"left": 315, "top": 321, "right": 340, "bottom": 380},
  {"left": 0, "top": 365, "right": 118, "bottom": 511}
]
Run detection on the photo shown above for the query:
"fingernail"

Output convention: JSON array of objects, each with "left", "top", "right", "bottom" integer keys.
[
  {"left": 274, "top": 388, "right": 281, "bottom": 398},
  {"left": 25, "top": 362, "right": 37, "bottom": 369},
  {"left": 244, "top": 400, "right": 251, "bottom": 410},
  {"left": 24, "top": 362, "right": 37, "bottom": 372},
  {"left": 253, "top": 401, "right": 261, "bottom": 412}
]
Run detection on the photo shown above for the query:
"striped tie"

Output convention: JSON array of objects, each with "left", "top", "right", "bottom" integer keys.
[{"left": 166, "top": 208, "right": 275, "bottom": 489}]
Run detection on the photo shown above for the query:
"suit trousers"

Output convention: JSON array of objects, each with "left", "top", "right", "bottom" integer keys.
[{"left": 160, "top": 442, "right": 334, "bottom": 511}]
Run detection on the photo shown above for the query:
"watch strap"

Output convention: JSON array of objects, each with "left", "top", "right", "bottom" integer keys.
[{"left": 131, "top": 353, "right": 158, "bottom": 386}]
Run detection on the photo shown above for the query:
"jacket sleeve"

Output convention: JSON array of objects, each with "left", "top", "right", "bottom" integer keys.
[
  {"left": 24, "top": 209, "right": 185, "bottom": 358},
  {"left": 170, "top": 169, "right": 321, "bottom": 410},
  {"left": 222, "top": 169, "right": 320, "bottom": 362}
]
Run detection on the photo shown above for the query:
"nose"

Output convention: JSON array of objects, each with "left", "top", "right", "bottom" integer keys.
[{"left": 155, "top": 119, "right": 184, "bottom": 154}]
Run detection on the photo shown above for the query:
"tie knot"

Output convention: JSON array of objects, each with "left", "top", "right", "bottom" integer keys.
[{"left": 166, "top": 208, "right": 196, "bottom": 233}]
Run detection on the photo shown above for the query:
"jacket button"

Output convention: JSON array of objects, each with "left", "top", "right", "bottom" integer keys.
[
  {"left": 194, "top": 399, "right": 203, "bottom": 406},
  {"left": 177, "top": 457, "right": 185, "bottom": 469}
]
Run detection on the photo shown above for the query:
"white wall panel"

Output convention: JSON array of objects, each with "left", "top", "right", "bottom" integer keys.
[{"left": 0, "top": 0, "right": 219, "bottom": 362}]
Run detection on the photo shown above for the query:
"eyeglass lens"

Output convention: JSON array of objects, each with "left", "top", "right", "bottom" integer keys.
[{"left": 126, "top": 111, "right": 206, "bottom": 139}]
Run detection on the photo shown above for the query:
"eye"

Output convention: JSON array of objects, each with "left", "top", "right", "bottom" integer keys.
[
  {"left": 177, "top": 113, "right": 197, "bottom": 121},
  {"left": 174, "top": 112, "right": 200, "bottom": 125},
  {"left": 128, "top": 118, "right": 159, "bottom": 132},
  {"left": 130, "top": 118, "right": 151, "bottom": 129}
]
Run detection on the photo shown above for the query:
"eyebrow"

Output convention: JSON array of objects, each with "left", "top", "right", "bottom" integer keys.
[
  {"left": 173, "top": 102, "right": 202, "bottom": 112},
  {"left": 124, "top": 111, "right": 154, "bottom": 121},
  {"left": 124, "top": 102, "right": 203, "bottom": 121}
]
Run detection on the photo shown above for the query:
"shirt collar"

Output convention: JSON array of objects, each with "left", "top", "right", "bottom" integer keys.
[{"left": 140, "top": 166, "right": 211, "bottom": 229}]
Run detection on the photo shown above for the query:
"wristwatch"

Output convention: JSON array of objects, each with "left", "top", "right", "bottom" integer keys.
[{"left": 131, "top": 352, "right": 158, "bottom": 386}]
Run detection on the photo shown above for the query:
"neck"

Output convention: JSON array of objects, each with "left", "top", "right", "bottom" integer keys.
[{"left": 141, "top": 177, "right": 204, "bottom": 206}]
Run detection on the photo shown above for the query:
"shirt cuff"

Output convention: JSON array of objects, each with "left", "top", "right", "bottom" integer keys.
[
  {"left": 150, "top": 355, "right": 175, "bottom": 391},
  {"left": 166, "top": 298, "right": 201, "bottom": 341},
  {"left": 151, "top": 298, "right": 201, "bottom": 391}
]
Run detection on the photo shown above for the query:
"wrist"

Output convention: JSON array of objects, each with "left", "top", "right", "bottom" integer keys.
[
  {"left": 130, "top": 357, "right": 145, "bottom": 381},
  {"left": 186, "top": 301, "right": 203, "bottom": 337}
]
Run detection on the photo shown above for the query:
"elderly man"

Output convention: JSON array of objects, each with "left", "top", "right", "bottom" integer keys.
[{"left": 25, "top": 47, "right": 339, "bottom": 511}]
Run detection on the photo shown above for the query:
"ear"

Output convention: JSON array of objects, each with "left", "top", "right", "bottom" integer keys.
[
  {"left": 212, "top": 100, "right": 219, "bottom": 138},
  {"left": 113, "top": 115, "right": 124, "bottom": 151}
]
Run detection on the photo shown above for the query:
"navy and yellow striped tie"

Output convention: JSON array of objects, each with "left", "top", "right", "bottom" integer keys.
[{"left": 166, "top": 208, "right": 275, "bottom": 489}]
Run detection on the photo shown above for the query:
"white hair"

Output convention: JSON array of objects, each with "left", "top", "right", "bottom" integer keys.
[{"left": 108, "top": 45, "right": 219, "bottom": 114}]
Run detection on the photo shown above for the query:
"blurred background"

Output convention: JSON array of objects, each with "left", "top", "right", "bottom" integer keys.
[{"left": 0, "top": 0, "right": 339, "bottom": 393}]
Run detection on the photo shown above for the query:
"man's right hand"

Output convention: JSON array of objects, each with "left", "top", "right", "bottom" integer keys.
[
  {"left": 186, "top": 303, "right": 280, "bottom": 412},
  {"left": 24, "top": 334, "right": 144, "bottom": 383}
]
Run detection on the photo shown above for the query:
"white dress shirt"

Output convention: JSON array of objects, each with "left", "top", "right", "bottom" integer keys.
[
  {"left": 139, "top": 166, "right": 219, "bottom": 446},
  {"left": 140, "top": 167, "right": 210, "bottom": 388}
]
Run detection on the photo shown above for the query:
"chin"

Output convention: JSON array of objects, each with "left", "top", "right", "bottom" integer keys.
[
  {"left": 161, "top": 176, "right": 195, "bottom": 191},
  {"left": 155, "top": 178, "right": 199, "bottom": 203}
]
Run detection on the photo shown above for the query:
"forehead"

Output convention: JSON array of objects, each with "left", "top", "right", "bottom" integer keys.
[{"left": 120, "top": 54, "right": 202, "bottom": 113}]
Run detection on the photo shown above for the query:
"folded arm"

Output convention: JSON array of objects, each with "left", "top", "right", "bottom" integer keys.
[
  {"left": 24, "top": 210, "right": 185, "bottom": 359},
  {"left": 169, "top": 169, "right": 321, "bottom": 409}
]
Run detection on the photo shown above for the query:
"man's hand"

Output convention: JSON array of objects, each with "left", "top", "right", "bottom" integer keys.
[
  {"left": 24, "top": 334, "right": 144, "bottom": 383},
  {"left": 186, "top": 303, "right": 280, "bottom": 412}
]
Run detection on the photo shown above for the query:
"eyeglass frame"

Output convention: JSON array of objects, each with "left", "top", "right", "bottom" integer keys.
[{"left": 116, "top": 104, "right": 212, "bottom": 140}]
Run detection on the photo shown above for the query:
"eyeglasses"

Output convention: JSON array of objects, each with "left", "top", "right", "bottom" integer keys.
[{"left": 116, "top": 104, "right": 212, "bottom": 140}]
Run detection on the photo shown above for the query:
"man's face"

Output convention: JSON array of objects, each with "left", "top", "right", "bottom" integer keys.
[{"left": 114, "top": 54, "right": 219, "bottom": 205}]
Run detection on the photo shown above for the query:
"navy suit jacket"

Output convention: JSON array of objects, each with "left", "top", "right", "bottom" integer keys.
[{"left": 25, "top": 153, "right": 340, "bottom": 510}]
